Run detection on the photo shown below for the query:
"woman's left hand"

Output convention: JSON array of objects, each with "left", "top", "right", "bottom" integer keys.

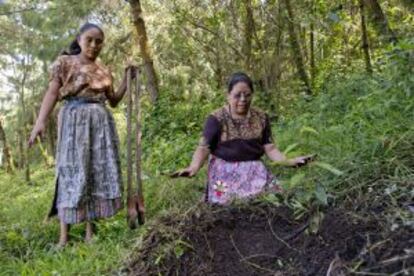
[{"left": 289, "top": 154, "right": 316, "bottom": 167}]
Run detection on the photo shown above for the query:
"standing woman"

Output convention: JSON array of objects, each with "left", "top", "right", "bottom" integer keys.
[
  {"left": 29, "top": 23, "right": 130, "bottom": 246},
  {"left": 179, "top": 72, "right": 312, "bottom": 204}
]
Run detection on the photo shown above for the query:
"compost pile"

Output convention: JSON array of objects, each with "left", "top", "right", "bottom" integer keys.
[{"left": 125, "top": 202, "right": 413, "bottom": 275}]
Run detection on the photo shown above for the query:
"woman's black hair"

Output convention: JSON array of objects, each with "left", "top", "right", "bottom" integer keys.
[
  {"left": 227, "top": 72, "right": 254, "bottom": 93},
  {"left": 61, "top": 23, "right": 104, "bottom": 56}
]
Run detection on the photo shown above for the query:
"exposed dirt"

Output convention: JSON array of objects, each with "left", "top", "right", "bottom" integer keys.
[{"left": 125, "top": 203, "right": 413, "bottom": 276}]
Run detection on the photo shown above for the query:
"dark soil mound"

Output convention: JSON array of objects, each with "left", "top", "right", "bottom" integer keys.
[{"left": 125, "top": 203, "right": 413, "bottom": 276}]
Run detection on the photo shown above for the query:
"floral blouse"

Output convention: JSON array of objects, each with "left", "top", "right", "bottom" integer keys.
[{"left": 49, "top": 55, "right": 113, "bottom": 101}]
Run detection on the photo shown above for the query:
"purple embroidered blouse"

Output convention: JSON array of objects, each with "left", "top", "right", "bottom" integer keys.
[{"left": 200, "top": 106, "right": 273, "bottom": 162}]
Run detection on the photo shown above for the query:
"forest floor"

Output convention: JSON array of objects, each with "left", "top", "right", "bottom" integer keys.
[
  {"left": 1, "top": 168, "right": 413, "bottom": 275},
  {"left": 125, "top": 201, "right": 414, "bottom": 276}
]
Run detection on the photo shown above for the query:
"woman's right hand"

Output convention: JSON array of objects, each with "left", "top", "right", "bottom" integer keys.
[
  {"left": 289, "top": 154, "right": 316, "bottom": 167},
  {"left": 28, "top": 121, "right": 46, "bottom": 147},
  {"left": 173, "top": 166, "right": 199, "bottom": 178}
]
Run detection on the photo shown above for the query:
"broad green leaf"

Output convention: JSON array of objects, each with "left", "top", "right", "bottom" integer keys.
[
  {"left": 283, "top": 143, "right": 299, "bottom": 155},
  {"left": 289, "top": 172, "right": 306, "bottom": 188},
  {"left": 312, "top": 162, "right": 344, "bottom": 176},
  {"left": 300, "top": 126, "right": 319, "bottom": 136}
]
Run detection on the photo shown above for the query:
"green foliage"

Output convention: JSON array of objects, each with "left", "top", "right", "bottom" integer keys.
[
  {"left": 0, "top": 165, "right": 204, "bottom": 274},
  {"left": 0, "top": 165, "right": 139, "bottom": 275},
  {"left": 141, "top": 87, "right": 225, "bottom": 174},
  {"left": 272, "top": 39, "right": 414, "bottom": 208},
  {"left": 1, "top": 0, "right": 413, "bottom": 274}
]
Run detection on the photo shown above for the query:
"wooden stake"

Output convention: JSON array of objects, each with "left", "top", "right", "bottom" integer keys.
[
  {"left": 126, "top": 66, "right": 145, "bottom": 229},
  {"left": 135, "top": 68, "right": 145, "bottom": 225},
  {"left": 126, "top": 67, "right": 138, "bottom": 229}
]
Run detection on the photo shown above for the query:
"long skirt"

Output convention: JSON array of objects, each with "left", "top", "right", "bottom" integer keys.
[
  {"left": 206, "top": 156, "right": 281, "bottom": 204},
  {"left": 49, "top": 99, "right": 123, "bottom": 224}
]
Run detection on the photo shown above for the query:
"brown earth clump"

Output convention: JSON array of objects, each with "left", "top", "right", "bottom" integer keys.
[{"left": 125, "top": 202, "right": 413, "bottom": 275}]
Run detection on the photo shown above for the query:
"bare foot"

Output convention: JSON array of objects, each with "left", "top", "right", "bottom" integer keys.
[
  {"left": 58, "top": 221, "right": 69, "bottom": 248},
  {"left": 57, "top": 238, "right": 68, "bottom": 248}
]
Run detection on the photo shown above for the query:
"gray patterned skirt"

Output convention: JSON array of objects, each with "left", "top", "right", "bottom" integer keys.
[{"left": 49, "top": 98, "right": 123, "bottom": 224}]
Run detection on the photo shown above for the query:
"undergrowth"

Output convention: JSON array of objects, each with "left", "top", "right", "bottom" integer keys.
[{"left": 1, "top": 39, "right": 413, "bottom": 275}]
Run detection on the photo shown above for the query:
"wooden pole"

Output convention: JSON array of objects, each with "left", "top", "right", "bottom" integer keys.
[
  {"left": 126, "top": 67, "right": 145, "bottom": 229},
  {"left": 126, "top": 67, "right": 138, "bottom": 229},
  {"left": 135, "top": 69, "right": 145, "bottom": 225}
]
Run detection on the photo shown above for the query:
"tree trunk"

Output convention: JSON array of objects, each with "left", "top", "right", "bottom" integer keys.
[
  {"left": 18, "top": 58, "right": 31, "bottom": 184},
  {"left": 213, "top": 2, "right": 223, "bottom": 88},
  {"left": 0, "top": 118, "right": 13, "bottom": 173},
  {"left": 268, "top": 0, "right": 285, "bottom": 119},
  {"left": 17, "top": 130, "right": 22, "bottom": 168},
  {"left": 214, "top": 47, "right": 223, "bottom": 89},
  {"left": 32, "top": 108, "right": 53, "bottom": 167},
  {"left": 283, "top": 0, "right": 312, "bottom": 95},
  {"left": 364, "top": 0, "right": 397, "bottom": 43},
  {"left": 243, "top": 0, "right": 254, "bottom": 71},
  {"left": 42, "top": 61, "right": 56, "bottom": 159},
  {"left": 128, "top": 0, "right": 159, "bottom": 103},
  {"left": 359, "top": 0, "right": 373, "bottom": 74},
  {"left": 309, "top": 0, "right": 316, "bottom": 86}
]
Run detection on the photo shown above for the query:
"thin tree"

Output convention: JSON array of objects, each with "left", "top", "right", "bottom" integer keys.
[
  {"left": 309, "top": 0, "right": 316, "bottom": 86},
  {"left": 128, "top": 0, "right": 159, "bottom": 103},
  {"left": 364, "top": 0, "right": 397, "bottom": 43},
  {"left": 283, "top": 0, "right": 312, "bottom": 95},
  {"left": 359, "top": 0, "right": 373, "bottom": 74},
  {"left": 243, "top": 0, "right": 254, "bottom": 71},
  {"left": 0, "top": 117, "right": 14, "bottom": 173},
  {"left": 18, "top": 57, "right": 31, "bottom": 183}
]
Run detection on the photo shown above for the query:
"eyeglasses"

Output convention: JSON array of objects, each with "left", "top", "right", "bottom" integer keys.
[{"left": 231, "top": 92, "right": 253, "bottom": 100}]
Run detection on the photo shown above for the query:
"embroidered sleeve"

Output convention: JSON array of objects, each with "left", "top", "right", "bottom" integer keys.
[
  {"left": 200, "top": 115, "right": 221, "bottom": 150},
  {"left": 48, "top": 56, "right": 65, "bottom": 84}
]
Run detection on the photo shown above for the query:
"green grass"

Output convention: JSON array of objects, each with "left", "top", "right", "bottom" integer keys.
[
  {"left": 0, "top": 166, "right": 132, "bottom": 275},
  {"left": 0, "top": 164, "right": 205, "bottom": 275}
]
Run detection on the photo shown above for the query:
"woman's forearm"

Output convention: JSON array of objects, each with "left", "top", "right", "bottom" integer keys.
[
  {"left": 264, "top": 144, "right": 294, "bottom": 165},
  {"left": 107, "top": 80, "right": 127, "bottom": 107},
  {"left": 189, "top": 146, "right": 210, "bottom": 171},
  {"left": 35, "top": 81, "right": 60, "bottom": 124},
  {"left": 265, "top": 144, "right": 313, "bottom": 167}
]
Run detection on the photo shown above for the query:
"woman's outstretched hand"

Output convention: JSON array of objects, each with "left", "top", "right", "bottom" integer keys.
[
  {"left": 289, "top": 154, "right": 317, "bottom": 167},
  {"left": 170, "top": 166, "right": 199, "bottom": 178},
  {"left": 28, "top": 122, "right": 46, "bottom": 148}
]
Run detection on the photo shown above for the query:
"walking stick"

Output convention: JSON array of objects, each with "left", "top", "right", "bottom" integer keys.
[
  {"left": 126, "top": 67, "right": 136, "bottom": 228},
  {"left": 135, "top": 69, "right": 145, "bottom": 225},
  {"left": 126, "top": 67, "right": 145, "bottom": 229}
]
